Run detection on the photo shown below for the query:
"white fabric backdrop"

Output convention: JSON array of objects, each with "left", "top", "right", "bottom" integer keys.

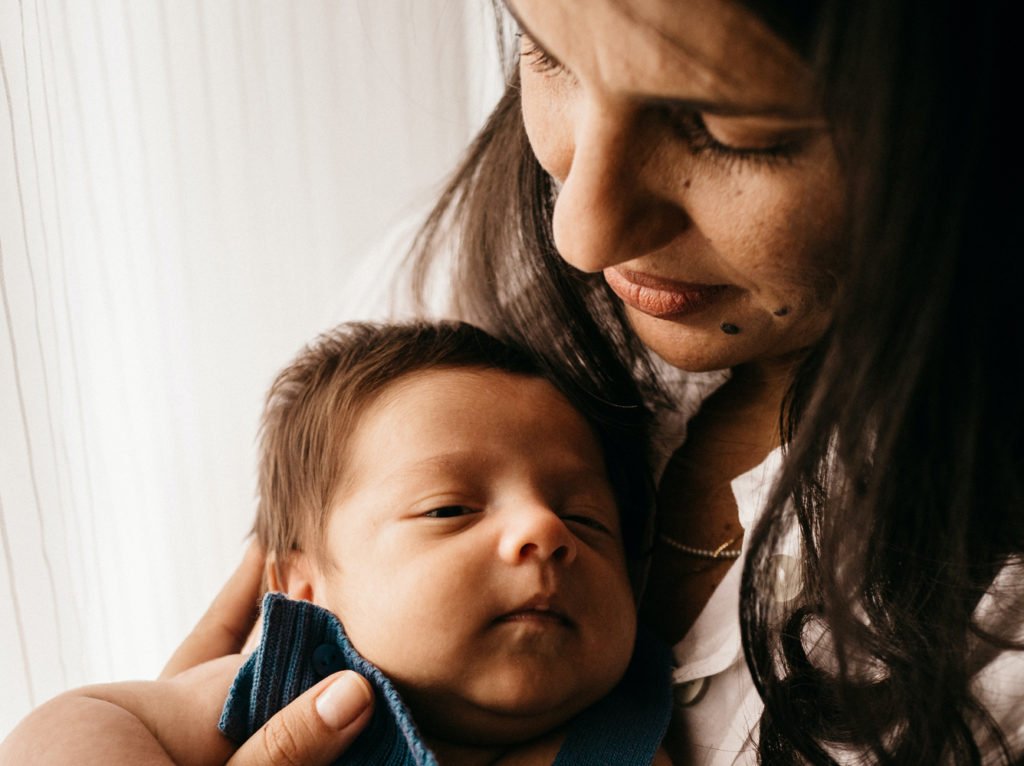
[{"left": 0, "top": 0, "right": 505, "bottom": 738}]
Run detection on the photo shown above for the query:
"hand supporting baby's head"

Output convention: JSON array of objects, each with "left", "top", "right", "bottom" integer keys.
[{"left": 254, "top": 321, "right": 641, "bottom": 747}]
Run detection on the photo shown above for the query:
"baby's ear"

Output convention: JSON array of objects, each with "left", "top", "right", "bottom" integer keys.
[{"left": 266, "top": 551, "right": 315, "bottom": 602}]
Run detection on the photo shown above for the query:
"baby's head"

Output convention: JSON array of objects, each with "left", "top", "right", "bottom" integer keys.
[{"left": 256, "top": 321, "right": 640, "bottom": 746}]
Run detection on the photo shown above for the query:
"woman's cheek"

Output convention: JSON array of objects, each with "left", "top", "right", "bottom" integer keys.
[
  {"left": 696, "top": 158, "right": 843, "bottom": 295},
  {"left": 520, "top": 68, "right": 574, "bottom": 181}
]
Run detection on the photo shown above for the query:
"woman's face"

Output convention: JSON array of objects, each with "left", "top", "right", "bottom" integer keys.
[{"left": 513, "top": 0, "right": 844, "bottom": 372}]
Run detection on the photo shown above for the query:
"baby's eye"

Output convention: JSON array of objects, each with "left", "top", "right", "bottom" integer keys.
[
  {"left": 561, "top": 514, "right": 614, "bottom": 536},
  {"left": 423, "top": 505, "right": 478, "bottom": 519}
]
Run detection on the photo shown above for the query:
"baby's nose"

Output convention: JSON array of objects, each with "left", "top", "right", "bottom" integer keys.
[{"left": 498, "top": 505, "right": 577, "bottom": 566}]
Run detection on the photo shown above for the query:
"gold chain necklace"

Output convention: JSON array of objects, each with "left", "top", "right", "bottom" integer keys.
[{"left": 656, "top": 532, "right": 742, "bottom": 559}]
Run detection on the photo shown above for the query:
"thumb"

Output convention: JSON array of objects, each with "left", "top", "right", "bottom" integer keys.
[{"left": 226, "top": 670, "right": 374, "bottom": 766}]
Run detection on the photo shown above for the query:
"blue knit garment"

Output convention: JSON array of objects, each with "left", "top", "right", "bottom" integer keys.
[{"left": 220, "top": 593, "right": 673, "bottom": 765}]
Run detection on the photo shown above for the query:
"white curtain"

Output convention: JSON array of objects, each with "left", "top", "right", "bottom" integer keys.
[{"left": 0, "top": 0, "right": 505, "bottom": 737}]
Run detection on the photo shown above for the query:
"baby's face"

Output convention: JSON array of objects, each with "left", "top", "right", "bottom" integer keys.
[{"left": 309, "top": 367, "right": 636, "bottom": 745}]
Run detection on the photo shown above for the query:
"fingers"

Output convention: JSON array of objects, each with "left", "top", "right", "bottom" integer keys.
[
  {"left": 240, "top": 613, "right": 264, "bottom": 655},
  {"left": 226, "top": 671, "right": 374, "bottom": 766},
  {"left": 161, "top": 540, "right": 265, "bottom": 679}
]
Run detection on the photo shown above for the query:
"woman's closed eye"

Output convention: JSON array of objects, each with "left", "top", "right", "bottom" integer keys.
[
  {"left": 659, "top": 105, "right": 819, "bottom": 167},
  {"left": 520, "top": 35, "right": 573, "bottom": 80},
  {"left": 519, "top": 31, "right": 817, "bottom": 168}
]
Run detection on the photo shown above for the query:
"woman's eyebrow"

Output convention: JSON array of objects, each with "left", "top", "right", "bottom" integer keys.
[{"left": 505, "top": 3, "right": 819, "bottom": 121}]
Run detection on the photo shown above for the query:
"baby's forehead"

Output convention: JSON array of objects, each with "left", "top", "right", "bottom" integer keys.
[
  {"left": 368, "top": 365, "right": 589, "bottom": 428},
  {"left": 375, "top": 364, "right": 550, "bottom": 397},
  {"left": 338, "top": 365, "right": 614, "bottom": 492},
  {"left": 364, "top": 365, "right": 582, "bottom": 432}
]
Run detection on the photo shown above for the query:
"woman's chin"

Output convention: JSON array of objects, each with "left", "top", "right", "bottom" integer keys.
[
  {"left": 626, "top": 308, "right": 756, "bottom": 372},
  {"left": 624, "top": 303, "right": 827, "bottom": 373}
]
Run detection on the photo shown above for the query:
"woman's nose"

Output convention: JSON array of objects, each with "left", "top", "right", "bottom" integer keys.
[
  {"left": 550, "top": 101, "right": 690, "bottom": 273},
  {"left": 498, "top": 505, "right": 577, "bottom": 566}
]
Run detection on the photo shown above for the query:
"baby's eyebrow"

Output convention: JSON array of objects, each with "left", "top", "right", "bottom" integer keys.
[
  {"left": 388, "top": 451, "right": 486, "bottom": 478},
  {"left": 389, "top": 452, "right": 609, "bottom": 487}
]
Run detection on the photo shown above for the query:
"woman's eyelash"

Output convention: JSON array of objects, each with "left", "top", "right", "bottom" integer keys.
[
  {"left": 666, "top": 109, "right": 799, "bottom": 168},
  {"left": 520, "top": 36, "right": 570, "bottom": 77},
  {"left": 517, "top": 39, "right": 802, "bottom": 169}
]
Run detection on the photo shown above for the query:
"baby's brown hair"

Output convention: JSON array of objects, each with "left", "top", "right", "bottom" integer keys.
[{"left": 255, "top": 321, "right": 544, "bottom": 567}]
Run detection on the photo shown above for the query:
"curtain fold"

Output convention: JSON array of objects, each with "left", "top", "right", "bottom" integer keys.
[{"left": 0, "top": 0, "right": 503, "bottom": 737}]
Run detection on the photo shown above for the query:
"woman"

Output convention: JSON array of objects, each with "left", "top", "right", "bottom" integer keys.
[
  {"left": 405, "top": 0, "right": 1020, "bottom": 761},
  {"left": 2, "top": 0, "right": 1017, "bottom": 763}
]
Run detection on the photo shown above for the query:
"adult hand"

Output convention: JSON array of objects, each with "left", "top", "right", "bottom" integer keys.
[
  {"left": 0, "top": 542, "right": 373, "bottom": 766},
  {"left": 225, "top": 670, "right": 374, "bottom": 766},
  {"left": 161, "top": 540, "right": 266, "bottom": 679},
  {"left": 165, "top": 540, "right": 375, "bottom": 766}
]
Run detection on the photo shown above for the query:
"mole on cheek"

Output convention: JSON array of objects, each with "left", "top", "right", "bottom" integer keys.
[{"left": 773, "top": 307, "right": 790, "bottom": 316}]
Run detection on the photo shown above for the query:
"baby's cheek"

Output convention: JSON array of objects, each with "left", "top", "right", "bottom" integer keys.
[
  {"left": 589, "top": 564, "right": 637, "bottom": 663},
  {"left": 327, "top": 572, "right": 444, "bottom": 676}
]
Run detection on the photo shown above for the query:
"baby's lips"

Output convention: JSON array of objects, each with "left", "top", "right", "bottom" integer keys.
[{"left": 493, "top": 594, "right": 575, "bottom": 627}]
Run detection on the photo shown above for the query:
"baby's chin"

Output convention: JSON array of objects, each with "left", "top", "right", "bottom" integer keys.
[{"left": 396, "top": 665, "right": 621, "bottom": 748}]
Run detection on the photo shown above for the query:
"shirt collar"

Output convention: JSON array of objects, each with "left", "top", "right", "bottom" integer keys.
[{"left": 670, "top": 449, "right": 783, "bottom": 683}]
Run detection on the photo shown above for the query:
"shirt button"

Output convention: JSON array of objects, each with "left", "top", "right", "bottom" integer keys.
[
  {"left": 312, "top": 643, "right": 344, "bottom": 677},
  {"left": 674, "top": 676, "right": 709, "bottom": 707},
  {"left": 771, "top": 554, "right": 803, "bottom": 603}
]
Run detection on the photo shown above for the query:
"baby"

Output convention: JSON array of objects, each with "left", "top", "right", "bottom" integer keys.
[
  {"left": 226, "top": 320, "right": 672, "bottom": 765},
  {"left": 1, "top": 320, "right": 672, "bottom": 765}
]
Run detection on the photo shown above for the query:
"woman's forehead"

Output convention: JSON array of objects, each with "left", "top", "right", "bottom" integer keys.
[{"left": 509, "top": 0, "right": 817, "bottom": 114}]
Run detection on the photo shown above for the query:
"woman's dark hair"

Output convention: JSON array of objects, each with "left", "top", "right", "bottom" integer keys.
[
  {"left": 744, "top": 4, "right": 1020, "bottom": 762},
  {"left": 407, "top": 1, "right": 1021, "bottom": 763}
]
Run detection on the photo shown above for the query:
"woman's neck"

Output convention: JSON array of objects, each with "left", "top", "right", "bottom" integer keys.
[
  {"left": 638, "top": 352, "right": 805, "bottom": 646},
  {"left": 692, "top": 355, "right": 801, "bottom": 461},
  {"left": 719, "top": 353, "right": 803, "bottom": 430}
]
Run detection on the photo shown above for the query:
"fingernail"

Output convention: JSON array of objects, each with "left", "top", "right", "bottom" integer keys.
[{"left": 315, "top": 672, "right": 372, "bottom": 730}]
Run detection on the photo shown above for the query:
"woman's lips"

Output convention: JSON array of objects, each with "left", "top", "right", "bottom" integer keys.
[{"left": 604, "top": 267, "right": 729, "bottom": 318}]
